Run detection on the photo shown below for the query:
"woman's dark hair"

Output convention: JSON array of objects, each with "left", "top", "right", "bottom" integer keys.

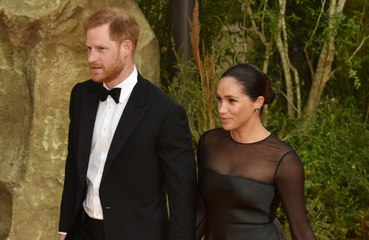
[{"left": 220, "top": 63, "right": 275, "bottom": 104}]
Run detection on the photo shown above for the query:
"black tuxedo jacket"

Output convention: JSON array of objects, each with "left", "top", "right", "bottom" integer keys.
[{"left": 59, "top": 74, "right": 197, "bottom": 240}]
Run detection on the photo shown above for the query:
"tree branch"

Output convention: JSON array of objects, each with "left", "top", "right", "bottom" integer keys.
[{"left": 349, "top": 36, "right": 369, "bottom": 61}]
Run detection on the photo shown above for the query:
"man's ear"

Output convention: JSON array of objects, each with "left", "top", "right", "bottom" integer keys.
[{"left": 120, "top": 39, "right": 133, "bottom": 57}]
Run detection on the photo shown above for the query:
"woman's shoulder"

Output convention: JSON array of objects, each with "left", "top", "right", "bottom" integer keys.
[
  {"left": 200, "top": 127, "right": 228, "bottom": 139},
  {"left": 265, "top": 134, "right": 297, "bottom": 155},
  {"left": 198, "top": 128, "right": 229, "bottom": 146}
]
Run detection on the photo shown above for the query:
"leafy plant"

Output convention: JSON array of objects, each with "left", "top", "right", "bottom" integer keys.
[{"left": 272, "top": 98, "right": 369, "bottom": 239}]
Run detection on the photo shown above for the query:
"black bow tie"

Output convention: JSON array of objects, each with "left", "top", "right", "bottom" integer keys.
[{"left": 99, "top": 87, "right": 121, "bottom": 103}]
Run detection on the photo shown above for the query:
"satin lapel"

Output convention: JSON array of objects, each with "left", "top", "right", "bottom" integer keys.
[
  {"left": 102, "top": 76, "right": 149, "bottom": 177},
  {"left": 77, "top": 82, "right": 101, "bottom": 185}
]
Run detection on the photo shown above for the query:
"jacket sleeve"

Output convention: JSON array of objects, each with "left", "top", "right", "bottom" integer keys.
[
  {"left": 157, "top": 104, "right": 197, "bottom": 240},
  {"left": 58, "top": 84, "right": 80, "bottom": 233}
]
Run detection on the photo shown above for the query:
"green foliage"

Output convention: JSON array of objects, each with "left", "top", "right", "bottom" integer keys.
[
  {"left": 165, "top": 56, "right": 220, "bottom": 144},
  {"left": 136, "top": 0, "right": 172, "bottom": 81},
  {"left": 328, "top": 4, "right": 369, "bottom": 115},
  {"left": 199, "top": 0, "right": 243, "bottom": 52},
  {"left": 269, "top": 98, "right": 369, "bottom": 239}
]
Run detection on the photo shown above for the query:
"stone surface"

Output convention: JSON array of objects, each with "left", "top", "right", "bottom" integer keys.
[{"left": 0, "top": 0, "right": 160, "bottom": 239}]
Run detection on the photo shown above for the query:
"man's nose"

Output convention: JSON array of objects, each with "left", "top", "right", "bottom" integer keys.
[{"left": 87, "top": 50, "right": 97, "bottom": 63}]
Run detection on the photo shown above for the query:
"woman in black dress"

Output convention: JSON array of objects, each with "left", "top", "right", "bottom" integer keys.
[{"left": 196, "top": 64, "right": 316, "bottom": 240}]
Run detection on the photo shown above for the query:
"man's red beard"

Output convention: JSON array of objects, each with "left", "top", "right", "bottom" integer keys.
[{"left": 89, "top": 56, "right": 124, "bottom": 84}]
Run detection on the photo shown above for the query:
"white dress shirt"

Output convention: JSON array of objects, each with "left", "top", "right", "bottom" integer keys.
[{"left": 83, "top": 67, "right": 138, "bottom": 220}]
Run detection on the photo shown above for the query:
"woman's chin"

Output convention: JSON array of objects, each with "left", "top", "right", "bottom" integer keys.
[{"left": 221, "top": 125, "right": 232, "bottom": 131}]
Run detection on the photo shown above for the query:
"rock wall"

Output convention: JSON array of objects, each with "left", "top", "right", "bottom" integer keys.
[{"left": 0, "top": 0, "right": 160, "bottom": 239}]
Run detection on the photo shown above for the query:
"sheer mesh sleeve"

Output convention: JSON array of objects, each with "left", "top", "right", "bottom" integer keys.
[{"left": 275, "top": 151, "right": 316, "bottom": 240}]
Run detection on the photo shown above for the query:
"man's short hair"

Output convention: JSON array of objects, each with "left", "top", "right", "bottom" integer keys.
[{"left": 84, "top": 7, "right": 140, "bottom": 48}]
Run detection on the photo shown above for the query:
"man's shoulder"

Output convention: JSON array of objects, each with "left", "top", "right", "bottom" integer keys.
[
  {"left": 139, "top": 76, "right": 179, "bottom": 107},
  {"left": 71, "top": 79, "right": 99, "bottom": 93},
  {"left": 73, "top": 79, "right": 97, "bottom": 88}
]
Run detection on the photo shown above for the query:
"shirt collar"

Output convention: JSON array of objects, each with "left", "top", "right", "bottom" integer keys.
[{"left": 103, "top": 66, "right": 138, "bottom": 103}]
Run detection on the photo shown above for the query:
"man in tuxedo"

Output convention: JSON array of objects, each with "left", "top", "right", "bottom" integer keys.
[{"left": 58, "top": 7, "right": 197, "bottom": 240}]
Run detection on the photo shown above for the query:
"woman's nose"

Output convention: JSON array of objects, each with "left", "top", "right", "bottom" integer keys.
[{"left": 218, "top": 102, "right": 227, "bottom": 113}]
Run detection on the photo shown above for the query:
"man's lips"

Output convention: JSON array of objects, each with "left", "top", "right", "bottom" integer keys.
[{"left": 89, "top": 65, "right": 103, "bottom": 73}]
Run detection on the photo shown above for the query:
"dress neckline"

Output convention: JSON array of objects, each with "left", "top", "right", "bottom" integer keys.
[{"left": 227, "top": 130, "right": 272, "bottom": 145}]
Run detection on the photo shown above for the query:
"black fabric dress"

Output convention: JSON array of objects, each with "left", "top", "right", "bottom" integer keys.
[{"left": 196, "top": 128, "right": 316, "bottom": 240}]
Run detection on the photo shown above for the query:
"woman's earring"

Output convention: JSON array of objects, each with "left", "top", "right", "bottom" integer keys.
[{"left": 255, "top": 108, "right": 260, "bottom": 112}]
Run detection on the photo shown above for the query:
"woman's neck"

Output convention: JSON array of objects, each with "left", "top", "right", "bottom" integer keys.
[{"left": 230, "top": 120, "right": 270, "bottom": 143}]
